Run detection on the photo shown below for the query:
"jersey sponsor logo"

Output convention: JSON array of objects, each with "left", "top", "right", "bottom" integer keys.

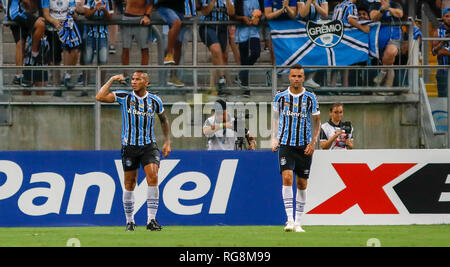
[
  {"left": 127, "top": 108, "right": 154, "bottom": 117},
  {"left": 282, "top": 110, "right": 307, "bottom": 118},
  {"left": 306, "top": 20, "right": 344, "bottom": 48}
]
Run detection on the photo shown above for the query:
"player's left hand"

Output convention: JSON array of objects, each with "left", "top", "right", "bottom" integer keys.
[
  {"left": 304, "top": 142, "right": 316, "bottom": 156},
  {"left": 162, "top": 141, "right": 171, "bottom": 158}
]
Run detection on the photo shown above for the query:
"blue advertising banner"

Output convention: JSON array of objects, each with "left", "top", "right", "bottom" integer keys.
[
  {"left": 268, "top": 19, "right": 381, "bottom": 67},
  {"left": 0, "top": 151, "right": 285, "bottom": 227}
]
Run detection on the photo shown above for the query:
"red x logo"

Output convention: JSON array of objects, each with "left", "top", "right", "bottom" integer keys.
[{"left": 308, "top": 163, "right": 416, "bottom": 214}]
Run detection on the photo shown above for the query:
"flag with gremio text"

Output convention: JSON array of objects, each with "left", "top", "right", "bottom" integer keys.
[{"left": 268, "top": 19, "right": 380, "bottom": 67}]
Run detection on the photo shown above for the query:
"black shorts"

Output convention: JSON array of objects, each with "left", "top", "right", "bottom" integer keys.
[
  {"left": 199, "top": 25, "right": 228, "bottom": 52},
  {"left": 11, "top": 13, "right": 39, "bottom": 43},
  {"left": 121, "top": 143, "right": 161, "bottom": 171},
  {"left": 278, "top": 145, "right": 312, "bottom": 178},
  {"left": 46, "top": 30, "right": 63, "bottom": 64},
  {"left": 10, "top": 25, "right": 28, "bottom": 43}
]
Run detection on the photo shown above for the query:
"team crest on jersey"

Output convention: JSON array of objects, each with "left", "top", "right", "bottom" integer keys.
[{"left": 306, "top": 20, "right": 344, "bottom": 48}]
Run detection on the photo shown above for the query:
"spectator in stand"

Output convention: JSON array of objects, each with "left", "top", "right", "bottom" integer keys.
[
  {"left": 264, "top": 0, "right": 296, "bottom": 85},
  {"left": 151, "top": 0, "right": 189, "bottom": 87},
  {"left": 234, "top": 0, "right": 262, "bottom": 97},
  {"left": 330, "top": 0, "right": 369, "bottom": 87},
  {"left": 297, "top": 0, "right": 329, "bottom": 89},
  {"left": 432, "top": 8, "right": 450, "bottom": 97},
  {"left": 83, "top": 0, "right": 114, "bottom": 91},
  {"left": 225, "top": 22, "right": 241, "bottom": 68},
  {"left": 199, "top": 0, "right": 236, "bottom": 96},
  {"left": 208, "top": 0, "right": 240, "bottom": 79},
  {"left": 43, "top": 0, "right": 82, "bottom": 96},
  {"left": 109, "top": 0, "right": 123, "bottom": 54},
  {"left": 121, "top": 0, "right": 152, "bottom": 81},
  {"left": 369, "top": 0, "right": 404, "bottom": 87},
  {"left": 5, "top": 0, "right": 46, "bottom": 87},
  {"left": 437, "top": 0, "right": 450, "bottom": 10},
  {"left": 264, "top": 0, "right": 297, "bottom": 22},
  {"left": 74, "top": 0, "right": 87, "bottom": 89},
  {"left": 358, "top": 7, "right": 370, "bottom": 20}
]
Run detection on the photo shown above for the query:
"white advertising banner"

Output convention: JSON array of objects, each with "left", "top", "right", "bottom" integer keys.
[{"left": 305, "top": 150, "right": 450, "bottom": 225}]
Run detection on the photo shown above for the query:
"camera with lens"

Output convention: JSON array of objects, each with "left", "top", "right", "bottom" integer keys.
[
  {"left": 341, "top": 121, "right": 352, "bottom": 138},
  {"left": 233, "top": 113, "right": 253, "bottom": 150}
]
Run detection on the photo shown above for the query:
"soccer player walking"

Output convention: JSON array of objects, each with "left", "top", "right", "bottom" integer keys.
[
  {"left": 96, "top": 71, "right": 171, "bottom": 231},
  {"left": 271, "top": 65, "right": 321, "bottom": 232}
]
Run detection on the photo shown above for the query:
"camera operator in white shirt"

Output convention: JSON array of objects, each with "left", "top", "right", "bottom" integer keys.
[
  {"left": 203, "top": 99, "right": 256, "bottom": 150},
  {"left": 320, "top": 102, "right": 354, "bottom": 150}
]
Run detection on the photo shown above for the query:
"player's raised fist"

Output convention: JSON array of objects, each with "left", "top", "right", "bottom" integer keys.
[{"left": 111, "top": 74, "right": 125, "bottom": 83}]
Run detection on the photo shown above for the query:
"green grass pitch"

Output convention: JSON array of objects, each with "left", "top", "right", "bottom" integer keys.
[{"left": 0, "top": 225, "right": 449, "bottom": 247}]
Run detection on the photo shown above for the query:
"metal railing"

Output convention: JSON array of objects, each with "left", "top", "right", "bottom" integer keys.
[{"left": 0, "top": 17, "right": 418, "bottom": 92}]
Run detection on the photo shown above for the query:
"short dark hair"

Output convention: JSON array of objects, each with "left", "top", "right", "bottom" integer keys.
[
  {"left": 329, "top": 102, "right": 343, "bottom": 112},
  {"left": 290, "top": 64, "right": 304, "bottom": 71},
  {"left": 214, "top": 99, "right": 227, "bottom": 111},
  {"left": 133, "top": 71, "right": 149, "bottom": 81}
]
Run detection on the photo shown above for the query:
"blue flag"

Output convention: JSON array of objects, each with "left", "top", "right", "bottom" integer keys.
[{"left": 268, "top": 19, "right": 380, "bottom": 67}]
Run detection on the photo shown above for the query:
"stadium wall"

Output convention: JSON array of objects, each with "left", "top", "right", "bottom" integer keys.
[
  {"left": 0, "top": 150, "right": 449, "bottom": 227},
  {"left": 0, "top": 101, "right": 420, "bottom": 150}
]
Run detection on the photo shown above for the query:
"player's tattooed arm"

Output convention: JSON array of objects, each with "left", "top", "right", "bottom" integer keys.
[
  {"left": 96, "top": 74, "right": 125, "bottom": 103},
  {"left": 158, "top": 111, "right": 171, "bottom": 158}
]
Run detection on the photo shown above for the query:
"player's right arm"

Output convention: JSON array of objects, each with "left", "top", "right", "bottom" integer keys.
[
  {"left": 271, "top": 99, "right": 280, "bottom": 152},
  {"left": 95, "top": 74, "right": 125, "bottom": 103}
]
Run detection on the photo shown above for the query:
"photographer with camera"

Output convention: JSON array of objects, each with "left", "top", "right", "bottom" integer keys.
[
  {"left": 320, "top": 103, "right": 354, "bottom": 150},
  {"left": 203, "top": 99, "right": 256, "bottom": 150}
]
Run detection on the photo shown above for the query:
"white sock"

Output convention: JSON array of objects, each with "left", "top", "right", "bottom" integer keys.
[
  {"left": 282, "top": 185, "right": 294, "bottom": 223},
  {"left": 147, "top": 186, "right": 159, "bottom": 224},
  {"left": 295, "top": 189, "right": 307, "bottom": 225},
  {"left": 123, "top": 190, "right": 135, "bottom": 224},
  {"left": 31, "top": 51, "right": 39, "bottom": 58}
]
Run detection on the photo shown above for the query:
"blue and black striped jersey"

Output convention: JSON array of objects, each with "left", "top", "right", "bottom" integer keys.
[
  {"left": 437, "top": 24, "right": 449, "bottom": 66},
  {"left": 84, "top": 0, "right": 114, "bottom": 38},
  {"left": 114, "top": 90, "right": 164, "bottom": 146},
  {"left": 5, "top": 0, "right": 26, "bottom": 21},
  {"left": 298, "top": 0, "right": 328, "bottom": 22},
  {"left": 332, "top": 0, "right": 358, "bottom": 24},
  {"left": 201, "top": 0, "right": 234, "bottom": 21},
  {"left": 273, "top": 87, "right": 320, "bottom": 147}
]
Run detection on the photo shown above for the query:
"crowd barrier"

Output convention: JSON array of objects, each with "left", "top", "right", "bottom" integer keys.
[{"left": 1, "top": 149, "right": 449, "bottom": 227}]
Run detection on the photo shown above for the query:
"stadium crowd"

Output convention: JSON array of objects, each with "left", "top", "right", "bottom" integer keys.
[{"left": 0, "top": 0, "right": 447, "bottom": 96}]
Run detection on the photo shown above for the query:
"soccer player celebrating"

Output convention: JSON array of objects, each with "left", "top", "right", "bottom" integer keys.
[
  {"left": 96, "top": 71, "right": 171, "bottom": 232},
  {"left": 271, "top": 65, "right": 321, "bottom": 232}
]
